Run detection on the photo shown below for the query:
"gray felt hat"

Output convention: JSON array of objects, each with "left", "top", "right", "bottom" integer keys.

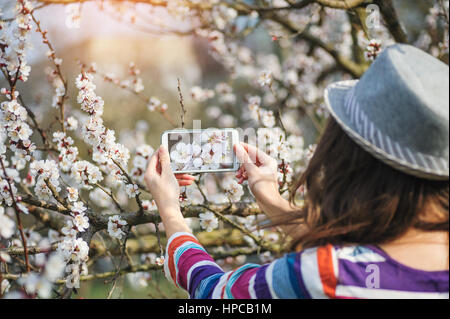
[{"left": 324, "top": 43, "right": 449, "bottom": 180}]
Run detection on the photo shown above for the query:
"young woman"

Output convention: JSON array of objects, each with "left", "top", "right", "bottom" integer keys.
[{"left": 144, "top": 44, "right": 449, "bottom": 299}]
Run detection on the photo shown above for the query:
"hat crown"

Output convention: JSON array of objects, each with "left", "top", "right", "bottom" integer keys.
[
  {"left": 354, "top": 44, "right": 449, "bottom": 160},
  {"left": 324, "top": 43, "right": 449, "bottom": 180}
]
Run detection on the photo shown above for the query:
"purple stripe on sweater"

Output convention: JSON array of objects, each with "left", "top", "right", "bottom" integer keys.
[
  {"left": 294, "top": 252, "right": 311, "bottom": 299},
  {"left": 231, "top": 267, "right": 259, "bottom": 299},
  {"left": 254, "top": 264, "right": 272, "bottom": 299},
  {"left": 338, "top": 258, "right": 449, "bottom": 293},
  {"left": 188, "top": 264, "right": 224, "bottom": 297},
  {"left": 177, "top": 248, "right": 216, "bottom": 290}
]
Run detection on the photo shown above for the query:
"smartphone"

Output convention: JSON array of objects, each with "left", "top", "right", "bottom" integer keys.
[{"left": 161, "top": 128, "right": 240, "bottom": 174}]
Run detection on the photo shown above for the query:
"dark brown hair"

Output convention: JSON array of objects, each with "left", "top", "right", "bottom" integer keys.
[{"left": 282, "top": 118, "right": 449, "bottom": 251}]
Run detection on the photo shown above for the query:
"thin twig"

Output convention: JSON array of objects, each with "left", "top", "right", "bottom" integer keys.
[
  {"left": 95, "top": 183, "right": 125, "bottom": 213},
  {"left": 199, "top": 204, "right": 270, "bottom": 251},
  {"left": 28, "top": 9, "right": 68, "bottom": 133},
  {"left": 177, "top": 78, "right": 187, "bottom": 129}
]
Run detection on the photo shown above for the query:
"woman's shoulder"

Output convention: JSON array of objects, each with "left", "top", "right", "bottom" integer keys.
[{"left": 287, "top": 243, "right": 449, "bottom": 299}]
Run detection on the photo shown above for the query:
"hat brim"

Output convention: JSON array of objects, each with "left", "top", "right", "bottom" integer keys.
[{"left": 324, "top": 80, "right": 449, "bottom": 181}]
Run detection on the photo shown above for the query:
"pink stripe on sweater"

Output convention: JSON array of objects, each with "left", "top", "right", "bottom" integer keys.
[{"left": 230, "top": 267, "right": 259, "bottom": 299}]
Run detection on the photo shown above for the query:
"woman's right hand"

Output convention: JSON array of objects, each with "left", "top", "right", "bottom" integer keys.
[
  {"left": 234, "top": 143, "right": 299, "bottom": 230},
  {"left": 234, "top": 142, "right": 280, "bottom": 206}
]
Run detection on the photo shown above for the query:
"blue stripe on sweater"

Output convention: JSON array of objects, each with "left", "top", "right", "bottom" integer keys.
[
  {"left": 271, "top": 256, "right": 298, "bottom": 298},
  {"left": 195, "top": 273, "right": 223, "bottom": 299}
]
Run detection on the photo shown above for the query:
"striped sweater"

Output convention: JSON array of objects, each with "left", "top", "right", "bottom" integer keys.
[{"left": 164, "top": 232, "right": 449, "bottom": 299}]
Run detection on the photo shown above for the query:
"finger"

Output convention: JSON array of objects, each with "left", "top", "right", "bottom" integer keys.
[
  {"left": 156, "top": 152, "right": 162, "bottom": 175},
  {"left": 236, "top": 165, "right": 247, "bottom": 179},
  {"left": 175, "top": 174, "right": 196, "bottom": 181},
  {"left": 234, "top": 143, "right": 256, "bottom": 169},
  {"left": 238, "top": 170, "right": 248, "bottom": 183},
  {"left": 158, "top": 145, "right": 172, "bottom": 173},
  {"left": 178, "top": 180, "right": 194, "bottom": 187},
  {"left": 241, "top": 142, "right": 271, "bottom": 165},
  {"left": 237, "top": 176, "right": 247, "bottom": 184},
  {"left": 146, "top": 151, "right": 159, "bottom": 176}
]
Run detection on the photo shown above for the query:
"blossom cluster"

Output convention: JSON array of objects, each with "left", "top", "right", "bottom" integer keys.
[
  {"left": 29, "top": 160, "right": 61, "bottom": 202},
  {"left": 247, "top": 95, "right": 276, "bottom": 128},
  {"left": 56, "top": 237, "right": 89, "bottom": 289},
  {"left": 365, "top": 39, "right": 383, "bottom": 61},
  {"left": 418, "top": 2, "right": 450, "bottom": 58},
  {"left": 130, "top": 144, "right": 155, "bottom": 183},
  {"left": 107, "top": 215, "right": 128, "bottom": 240},
  {"left": 0, "top": 96, "right": 35, "bottom": 160},
  {"left": 51, "top": 185, "right": 91, "bottom": 289},
  {"left": 0, "top": 0, "right": 33, "bottom": 82},
  {"left": 52, "top": 131, "right": 79, "bottom": 173},
  {"left": 75, "top": 70, "right": 138, "bottom": 195},
  {"left": 20, "top": 253, "right": 66, "bottom": 298},
  {"left": 45, "top": 65, "right": 66, "bottom": 109},
  {"left": 147, "top": 96, "right": 168, "bottom": 113},
  {"left": 26, "top": 152, "right": 92, "bottom": 290}
]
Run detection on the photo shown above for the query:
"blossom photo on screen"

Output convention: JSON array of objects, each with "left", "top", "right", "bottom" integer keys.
[{"left": 168, "top": 130, "right": 234, "bottom": 172}]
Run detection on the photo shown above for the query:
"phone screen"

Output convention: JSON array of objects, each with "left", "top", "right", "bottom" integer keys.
[{"left": 163, "top": 129, "right": 239, "bottom": 173}]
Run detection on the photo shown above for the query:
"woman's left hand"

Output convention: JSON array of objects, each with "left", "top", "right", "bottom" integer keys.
[
  {"left": 144, "top": 146, "right": 192, "bottom": 237},
  {"left": 144, "top": 146, "right": 181, "bottom": 211}
]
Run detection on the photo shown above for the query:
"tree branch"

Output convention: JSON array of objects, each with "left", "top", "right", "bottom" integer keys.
[
  {"left": 373, "top": 0, "right": 408, "bottom": 43},
  {"left": 316, "top": 0, "right": 367, "bottom": 9},
  {"left": 264, "top": 12, "right": 367, "bottom": 77},
  {"left": 36, "top": 0, "right": 367, "bottom": 10}
]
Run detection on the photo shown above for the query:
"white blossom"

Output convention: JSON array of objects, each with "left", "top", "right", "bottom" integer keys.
[
  {"left": 72, "top": 213, "right": 89, "bottom": 233},
  {"left": 155, "top": 256, "right": 165, "bottom": 266},
  {"left": 257, "top": 70, "right": 273, "bottom": 88},
  {"left": 142, "top": 199, "right": 157, "bottom": 211},
  {"left": 66, "top": 187, "right": 79, "bottom": 202},
  {"left": 0, "top": 207, "right": 15, "bottom": 239},
  {"left": 365, "top": 39, "right": 382, "bottom": 61},
  {"left": 1, "top": 279, "right": 10, "bottom": 295},
  {"left": 222, "top": 178, "right": 244, "bottom": 202},
  {"left": 44, "top": 253, "right": 66, "bottom": 282},
  {"left": 65, "top": 116, "right": 78, "bottom": 131},
  {"left": 108, "top": 215, "right": 127, "bottom": 239},
  {"left": 127, "top": 272, "right": 151, "bottom": 290},
  {"left": 71, "top": 160, "right": 103, "bottom": 189},
  {"left": 65, "top": 4, "right": 81, "bottom": 29},
  {"left": 125, "top": 183, "right": 139, "bottom": 198},
  {"left": 191, "top": 86, "right": 215, "bottom": 102},
  {"left": 199, "top": 212, "right": 219, "bottom": 232},
  {"left": 22, "top": 273, "right": 53, "bottom": 299}
]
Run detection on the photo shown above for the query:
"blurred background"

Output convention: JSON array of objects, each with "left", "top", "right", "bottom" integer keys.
[{"left": 1, "top": 0, "right": 447, "bottom": 299}]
